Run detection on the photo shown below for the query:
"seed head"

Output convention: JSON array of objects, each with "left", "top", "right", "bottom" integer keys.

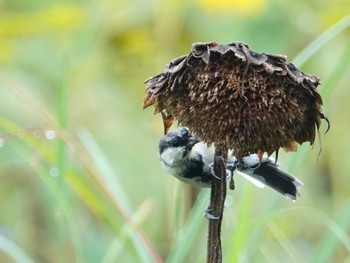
[{"left": 143, "top": 42, "right": 329, "bottom": 157}]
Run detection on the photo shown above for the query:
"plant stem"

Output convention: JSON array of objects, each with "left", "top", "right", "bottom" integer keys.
[{"left": 207, "top": 146, "right": 227, "bottom": 263}]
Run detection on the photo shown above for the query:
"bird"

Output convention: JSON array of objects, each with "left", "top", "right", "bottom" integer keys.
[{"left": 159, "top": 127, "right": 303, "bottom": 201}]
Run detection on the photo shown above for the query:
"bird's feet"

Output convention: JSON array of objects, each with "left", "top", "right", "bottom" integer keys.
[
  {"left": 208, "top": 163, "right": 234, "bottom": 180},
  {"left": 204, "top": 205, "right": 219, "bottom": 220}
]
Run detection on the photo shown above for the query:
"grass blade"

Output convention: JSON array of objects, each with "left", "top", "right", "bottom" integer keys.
[
  {"left": 77, "top": 128, "right": 162, "bottom": 263},
  {"left": 292, "top": 14, "right": 350, "bottom": 67},
  {"left": 76, "top": 128, "right": 132, "bottom": 212},
  {"left": 0, "top": 234, "right": 35, "bottom": 263},
  {"left": 166, "top": 190, "right": 209, "bottom": 263},
  {"left": 311, "top": 200, "right": 350, "bottom": 263}
]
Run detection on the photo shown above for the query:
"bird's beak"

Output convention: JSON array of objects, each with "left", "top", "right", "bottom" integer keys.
[
  {"left": 183, "top": 136, "right": 200, "bottom": 157},
  {"left": 189, "top": 136, "right": 200, "bottom": 147}
]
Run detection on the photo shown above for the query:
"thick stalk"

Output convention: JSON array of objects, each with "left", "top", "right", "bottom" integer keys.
[{"left": 207, "top": 146, "right": 227, "bottom": 263}]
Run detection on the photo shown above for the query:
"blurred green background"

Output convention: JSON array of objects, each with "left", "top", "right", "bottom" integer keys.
[{"left": 0, "top": 0, "right": 350, "bottom": 262}]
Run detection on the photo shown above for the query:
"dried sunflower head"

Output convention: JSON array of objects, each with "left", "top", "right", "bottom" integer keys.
[{"left": 143, "top": 42, "right": 329, "bottom": 157}]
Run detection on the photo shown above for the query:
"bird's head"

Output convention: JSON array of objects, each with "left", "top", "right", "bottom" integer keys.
[{"left": 159, "top": 128, "right": 200, "bottom": 159}]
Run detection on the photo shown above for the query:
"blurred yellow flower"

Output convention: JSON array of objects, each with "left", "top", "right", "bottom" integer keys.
[
  {"left": 0, "top": 3, "right": 85, "bottom": 63},
  {"left": 0, "top": 39, "right": 13, "bottom": 63},
  {"left": 0, "top": 4, "right": 85, "bottom": 38},
  {"left": 198, "top": 0, "right": 267, "bottom": 15}
]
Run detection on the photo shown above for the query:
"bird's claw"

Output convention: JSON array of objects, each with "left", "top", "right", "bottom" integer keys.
[
  {"left": 204, "top": 205, "right": 219, "bottom": 220},
  {"left": 208, "top": 163, "right": 221, "bottom": 180},
  {"left": 209, "top": 163, "right": 234, "bottom": 180}
]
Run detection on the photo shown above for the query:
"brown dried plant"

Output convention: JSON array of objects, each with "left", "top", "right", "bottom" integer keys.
[{"left": 143, "top": 42, "right": 329, "bottom": 158}]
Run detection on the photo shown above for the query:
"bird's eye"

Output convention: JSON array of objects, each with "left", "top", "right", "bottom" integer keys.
[
  {"left": 171, "top": 136, "right": 184, "bottom": 147},
  {"left": 172, "top": 139, "right": 181, "bottom": 147}
]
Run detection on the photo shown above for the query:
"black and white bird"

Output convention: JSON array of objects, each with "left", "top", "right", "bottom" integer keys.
[{"left": 159, "top": 127, "right": 303, "bottom": 201}]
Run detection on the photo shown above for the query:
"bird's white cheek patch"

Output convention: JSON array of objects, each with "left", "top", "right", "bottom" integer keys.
[{"left": 160, "top": 147, "right": 185, "bottom": 167}]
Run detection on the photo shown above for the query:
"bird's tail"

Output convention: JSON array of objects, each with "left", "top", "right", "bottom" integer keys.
[{"left": 237, "top": 160, "right": 303, "bottom": 201}]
